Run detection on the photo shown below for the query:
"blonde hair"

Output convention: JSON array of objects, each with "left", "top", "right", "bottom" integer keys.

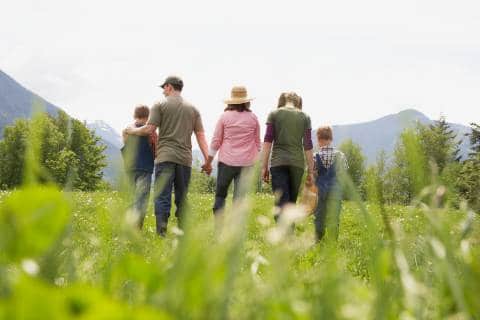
[
  {"left": 316, "top": 126, "right": 333, "bottom": 141},
  {"left": 277, "top": 92, "right": 302, "bottom": 109}
]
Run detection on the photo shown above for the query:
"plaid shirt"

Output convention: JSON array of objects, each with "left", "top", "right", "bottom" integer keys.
[{"left": 314, "top": 145, "right": 348, "bottom": 170}]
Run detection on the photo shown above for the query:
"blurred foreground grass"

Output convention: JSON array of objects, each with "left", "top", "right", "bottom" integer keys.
[{"left": 1, "top": 189, "right": 479, "bottom": 319}]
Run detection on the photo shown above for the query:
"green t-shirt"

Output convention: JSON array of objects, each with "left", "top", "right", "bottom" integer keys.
[
  {"left": 147, "top": 96, "right": 204, "bottom": 167},
  {"left": 267, "top": 106, "right": 311, "bottom": 169}
]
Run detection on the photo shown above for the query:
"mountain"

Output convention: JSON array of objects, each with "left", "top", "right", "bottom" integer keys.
[
  {"left": 0, "top": 70, "right": 60, "bottom": 139},
  {"left": 87, "top": 120, "right": 123, "bottom": 149},
  {"left": 0, "top": 69, "right": 122, "bottom": 182},
  {"left": 86, "top": 120, "right": 123, "bottom": 183},
  {"left": 193, "top": 109, "right": 471, "bottom": 168},
  {"left": 316, "top": 109, "right": 471, "bottom": 163},
  {"left": 2, "top": 69, "right": 472, "bottom": 178}
]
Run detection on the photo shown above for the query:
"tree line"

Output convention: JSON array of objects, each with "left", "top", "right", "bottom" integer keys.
[
  {"left": 1, "top": 111, "right": 479, "bottom": 212},
  {"left": 0, "top": 111, "right": 106, "bottom": 190},
  {"left": 341, "top": 117, "right": 480, "bottom": 211}
]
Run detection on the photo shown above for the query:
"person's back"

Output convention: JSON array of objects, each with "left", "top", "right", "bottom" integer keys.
[
  {"left": 207, "top": 87, "right": 261, "bottom": 218},
  {"left": 269, "top": 106, "right": 311, "bottom": 169},
  {"left": 315, "top": 147, "right": 346, "bottom": 195},
  {"left": 150, "top": 95, "right": 203, "bottom": 167},
  {"left": 216, "top": 110, "right": 260, "bottom": 166},
  {"left": 134, "top": 75, "right": 209, "bottom": 236},
  {"left": 261, "top": 92, "right": 314, "bottom": 222},
  {"left": 122, "top": 122, "right": 155, "bottom": 173},
  {"left": 313, "top": 126, "right": 347, "bottom": 241}
]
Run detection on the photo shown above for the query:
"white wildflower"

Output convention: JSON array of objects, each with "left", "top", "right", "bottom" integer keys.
[{"left": 21, "top": 259, "right": 39, "bottom": 276}]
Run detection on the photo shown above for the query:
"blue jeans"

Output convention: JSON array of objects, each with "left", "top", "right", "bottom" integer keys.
[
  {"left": 129, "top": 170, "right": 152, "bottom": 229},
  {"left": 314, "top": 188, "right": 342, "bottom": 241},
  {"left": 270, "top": 165, "right": 304, "bottom": 220},
  {"left": 213, "top": 162, "right": 250, "bottom": 214},
  {"left": 154, "top": 162, "right": 191, "bottom": 235}
]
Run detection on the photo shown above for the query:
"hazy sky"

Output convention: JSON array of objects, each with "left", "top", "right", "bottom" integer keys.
[{"left": 1, "top": 0, "right": 479, "bottom": 137}]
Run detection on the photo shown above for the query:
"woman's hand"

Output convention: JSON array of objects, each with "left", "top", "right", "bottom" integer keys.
[
  {"left": 201, "top": 163, "right": 212, "bottom": 176},
  {"left": 305, "top": 173, "right": 314, "bottom": 187},
  {"left": 201, "top": 155, "right": 214, "bottom": 176},
  {"left": 261, "top": 166, "right": 270, "bottom": 183}
]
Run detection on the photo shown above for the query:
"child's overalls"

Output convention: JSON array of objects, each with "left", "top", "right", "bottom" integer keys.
[{"left": 314, "top": 153, "right": 343, "bottom": 241}]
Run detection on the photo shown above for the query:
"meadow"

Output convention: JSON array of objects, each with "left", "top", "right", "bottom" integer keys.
[{"left": 1, "top": 183, "right": 479, "bottom": 319}]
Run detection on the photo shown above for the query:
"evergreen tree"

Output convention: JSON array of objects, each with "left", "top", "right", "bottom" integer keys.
[
  {"left": 417, "top": 117, "right": 461, "bottom": 173},
  {"left": 0, "top": 119, "right": 29, "bottom": 188},
  {"left": 467, "top": 122, "right": 480, "bottom": 156},
  {"left": 456, "top": 122, "right": 480, "bottom": 211},
  {"left": 68, "top": 119, "right": 106, "bottom": 191},
  {"left": 0, "top": 113, "right": 106, "bottom": 190}
]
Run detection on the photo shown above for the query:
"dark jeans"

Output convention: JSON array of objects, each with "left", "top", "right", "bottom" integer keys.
[
  {"left": 130, "top": 170, "right": 152, "bottom": 229},
  {"left": 314, "top": 189, "right": 342, "bottom": 241},
  {"left": 213, "top": 162, "right": 250, "bottom": 214},
  {"left": 154, "top": 162, "right": 192, "bottom": 236},
  {"left": 270, "top": 165, "right": 304, "bottom": 220}
]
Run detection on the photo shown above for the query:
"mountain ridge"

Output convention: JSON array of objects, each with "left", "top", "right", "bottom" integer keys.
[
  {"left": 1, "top": 70, "right": 472, "bottom": 176},
  {"left": 0, "top": 69, "right": 122, "bottom": 182},
  {"left": 322, "top": 109, "right": 470, "bottom": 163}
]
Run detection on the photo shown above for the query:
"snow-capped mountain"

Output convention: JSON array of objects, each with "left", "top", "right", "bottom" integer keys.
[{"left": 87, "top": 120, "right": 123, "bottom": 149}]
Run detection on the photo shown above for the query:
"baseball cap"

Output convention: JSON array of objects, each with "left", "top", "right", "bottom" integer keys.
[{"left": 159, "top": 75, "right": 184, "bottom": 89}]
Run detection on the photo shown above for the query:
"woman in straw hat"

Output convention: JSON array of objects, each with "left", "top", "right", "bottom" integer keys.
[
  {"left": 261, "top": 92, "right": 315, "bottom": 222},
  {"left": 204, "top": 86, "right": 261, "bottom": 219}
]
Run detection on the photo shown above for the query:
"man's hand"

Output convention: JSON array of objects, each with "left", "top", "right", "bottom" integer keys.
[
  {"left": 122, "top": 128, "right": 129, "bottom": 143},
  {"left": 202, "top": 156, "right": 214, "bottom": 176},
  {"left": 261, "top": 166, "right": 269, "bottom": 183},
  {"left": 201, "top": 163, "right": 212, "bottom": 176}
]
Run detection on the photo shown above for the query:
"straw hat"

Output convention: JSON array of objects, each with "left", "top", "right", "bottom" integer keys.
[{"left": 224, "top": 86, "right": 254, "bottom": 104}]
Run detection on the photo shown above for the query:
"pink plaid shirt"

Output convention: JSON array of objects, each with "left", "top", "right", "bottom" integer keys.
[{"left": 209, "top": 111, "right": 261, "bottom": 167}]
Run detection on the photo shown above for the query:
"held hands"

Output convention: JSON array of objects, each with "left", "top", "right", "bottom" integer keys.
[
  {"left": 305, "top": 173, "right": 314, "bottom": 187},
  {"left": 201, "top": 162, "right": 212, "bottom": 176},
  {"left": 201, "top": 155, "right": 214, "bottom": 176}
]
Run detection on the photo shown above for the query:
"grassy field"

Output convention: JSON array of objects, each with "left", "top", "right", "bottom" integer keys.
[{"left": 1, "top": 187, "right": 479, "bottom": 319}]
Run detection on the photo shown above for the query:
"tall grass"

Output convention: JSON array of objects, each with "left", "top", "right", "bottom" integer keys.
[{"left": 0, "top": 111, "right": 479, "bottom": 319}]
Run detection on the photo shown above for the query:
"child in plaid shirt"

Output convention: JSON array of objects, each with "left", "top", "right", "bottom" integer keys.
[{"left": 313, "top": 126, "right": 348, "bottom": 241}]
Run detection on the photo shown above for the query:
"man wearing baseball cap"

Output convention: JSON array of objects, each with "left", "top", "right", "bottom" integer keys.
[{"left": 124, "top": 75, "right": 210, "bottom": 236}]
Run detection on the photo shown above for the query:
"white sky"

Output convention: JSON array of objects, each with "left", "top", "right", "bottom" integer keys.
[{"left": 1, "top": 0, "right": 479, "bottom": 137}]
